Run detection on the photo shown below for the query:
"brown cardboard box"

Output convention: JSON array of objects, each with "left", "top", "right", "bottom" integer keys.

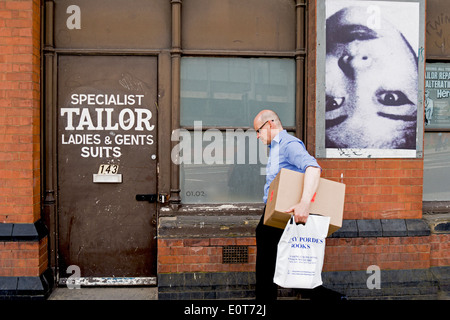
[{"left": 264, "top": 168, "right": 345, "bottom": 236}]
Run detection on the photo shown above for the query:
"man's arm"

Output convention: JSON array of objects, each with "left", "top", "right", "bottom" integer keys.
[{"left": 285, "top": 166, "right": 321, "bottom": 224}]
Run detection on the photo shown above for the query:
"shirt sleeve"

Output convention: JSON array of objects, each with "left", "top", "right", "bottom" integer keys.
[{"left": 285, "top": 140, "right": 321, "bottom": 172}]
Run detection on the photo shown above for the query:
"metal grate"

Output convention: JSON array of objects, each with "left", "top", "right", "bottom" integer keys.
[{"left": 222, "top": 245, "right": 248, "bottom": 264}]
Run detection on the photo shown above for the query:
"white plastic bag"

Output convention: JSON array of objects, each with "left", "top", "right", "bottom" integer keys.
[{"left": 273, "top": 214, "right": 330, "bottom": 289}]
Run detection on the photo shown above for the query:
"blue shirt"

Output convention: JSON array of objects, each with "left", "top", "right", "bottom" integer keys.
[{"left": 263, "top": 130, "right": 321, "bottom": 203}]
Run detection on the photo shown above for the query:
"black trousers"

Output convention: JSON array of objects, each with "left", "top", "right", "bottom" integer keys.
[
  {"left": 255, "top": 213, "right": 284, "bottom": 301},
  {"left": 255, "top": 211, "right": 345, "bottom": 301}
]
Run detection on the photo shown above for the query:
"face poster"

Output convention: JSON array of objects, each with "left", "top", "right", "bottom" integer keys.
[{"left": 316, "top": 0, "right": 425, "bottom": 158}]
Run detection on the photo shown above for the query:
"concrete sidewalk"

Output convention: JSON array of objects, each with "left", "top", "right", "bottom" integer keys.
[{"left": 48, "top": 287, "right": 158, "bottom": 300}]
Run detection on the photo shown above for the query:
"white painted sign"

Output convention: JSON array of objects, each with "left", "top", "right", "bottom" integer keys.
[{"left": 60, "top": 93, "right": 155, "bottom": 158}]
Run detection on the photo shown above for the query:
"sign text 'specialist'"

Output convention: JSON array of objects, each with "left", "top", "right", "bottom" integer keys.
[{"left": 60, "top": 93, "right": 155, "bottom": 158}]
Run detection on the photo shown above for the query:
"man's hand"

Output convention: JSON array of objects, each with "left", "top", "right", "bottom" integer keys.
[
  {"left": 284, "top": 166, "right": 321, "bottom": 225},
  {"left": 285, "top": 200, "right": 310, "bottom": 224}
]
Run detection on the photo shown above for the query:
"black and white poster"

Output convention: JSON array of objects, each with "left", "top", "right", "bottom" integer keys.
[
  {"left": 316, "top": 0, "right": 425, "bottom": 158},
  {"left": 425, "top": 63, "right": 450, "bottom": 129}
]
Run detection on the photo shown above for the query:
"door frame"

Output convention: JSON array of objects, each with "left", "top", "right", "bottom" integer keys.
[
  {"left": 42, "top": 49, "right": 173, "bottom": 286},
  {"left": 41, "top": 0, "right": 174, "bottom": 283},
  {"left": 55, "top": 54, "right": 163, "bottom": 286}
]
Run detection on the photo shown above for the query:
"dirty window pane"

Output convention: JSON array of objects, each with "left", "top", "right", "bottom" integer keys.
[
  {"left": 180, "top": 57, "right": 295, "bottom": 127},
  {"left": 178, "top": 130, "right": 268, "bottom": 203},
  {"left": 179, "top": 57, "right": 296, "bottom": 204},
  {"left": 423, "top": 132, "right": 450, "bottom": 201}
]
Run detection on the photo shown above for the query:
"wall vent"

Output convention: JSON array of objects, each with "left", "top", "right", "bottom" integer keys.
[{"left": 222, "top": 245, "right": 248, "bottom": 264}]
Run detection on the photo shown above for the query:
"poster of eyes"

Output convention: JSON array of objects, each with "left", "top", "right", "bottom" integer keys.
[{"left": 316, "top": 0, "right": 425, "bottom": 158}]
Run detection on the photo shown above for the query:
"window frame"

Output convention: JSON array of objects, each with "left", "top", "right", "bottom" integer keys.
[
  {"left": 423, "top": 60, "right": 450, "bottom": 211},
  {"left": 178, "top": 56, "right": 298, "bottom": 205},
  {"left": 167, "top": 0, "right": 310, "bottom": 211}
]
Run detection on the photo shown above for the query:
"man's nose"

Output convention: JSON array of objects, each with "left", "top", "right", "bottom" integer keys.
[{"left": 338, "top": 53, "right": 372, "bottom": 79}]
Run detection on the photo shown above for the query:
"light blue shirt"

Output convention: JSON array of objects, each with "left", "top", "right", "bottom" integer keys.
[{"left": 263, "top": 130, "right": 321, "bottom": 203}]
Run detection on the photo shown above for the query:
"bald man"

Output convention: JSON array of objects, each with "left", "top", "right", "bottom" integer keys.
[
  {"left": 253, "top": 110, "right": 347, "bottom": 300},
  {"left": 253, "top": 110, "right": 323, "bottom": 300}
]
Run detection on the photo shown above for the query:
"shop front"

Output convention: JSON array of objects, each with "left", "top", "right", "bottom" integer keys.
[{"left": 0, "top": 0, "right": 448, "bottom": 300}]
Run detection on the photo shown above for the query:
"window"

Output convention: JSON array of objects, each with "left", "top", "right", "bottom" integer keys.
[
  {"left": 178, "top": 57, "right": 295, "bottom": 203},
  {"left": 423, "top": 132, "right": 450, "bottom": 201},
  {"left": 423, "top": 62, "right": 450, "bottom": 201}
]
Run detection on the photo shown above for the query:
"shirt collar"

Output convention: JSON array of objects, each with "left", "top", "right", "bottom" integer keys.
[{"left": 269, "top": 130, "right": 287, "bottom": 148}]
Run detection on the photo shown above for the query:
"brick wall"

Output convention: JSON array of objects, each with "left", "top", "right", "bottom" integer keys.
[
  {"left": 319, "top": 159, "right": 423, "bottom": 220},
  {"left": 324, "top": 236, "right": 431, "bottom": 272},
  {"left": 430, "top": 234, "right": 450, "bottom": 267},
  {"left": 0, "top": 0, "right": 45, "bottom": 286},
  {"left": 0, "top": 237, "right": 47, "bottom": 277},
  {"left": 157, "top": 233, "right": 449, "bottom": 299},
  {"left": 158, "top": 234, "right": 449, "bottom": 276},
  {"left": 158, "top": 238, "right": 256, "bottom": 274},
  {"left": 157, "top": 207, "right": 448, "bottom": 299},
  {"left": 0, "top": 0, "right": 41, "bottom": 224}
]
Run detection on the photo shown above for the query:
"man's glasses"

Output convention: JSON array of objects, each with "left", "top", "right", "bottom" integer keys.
[{"left": 256, "top": 120, "right": 273, "bottom": 134}]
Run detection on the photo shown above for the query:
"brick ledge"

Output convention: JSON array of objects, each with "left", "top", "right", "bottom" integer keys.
[
  {"left": 0, "top": 220, "right": 48, "bottom": 242},
  {"left": 158, "top": 215, "right": 433, "bottom": 238}
]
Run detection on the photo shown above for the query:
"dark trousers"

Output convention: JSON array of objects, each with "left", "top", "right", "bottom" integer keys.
[
  {"left": 255, "top": 212, "right": 345, "bottom": 301},
  {"left": 255, "top": 213, "right": 284, "bottom": 301}
]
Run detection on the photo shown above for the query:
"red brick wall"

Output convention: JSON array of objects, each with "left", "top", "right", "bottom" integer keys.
[
  {"left": 158, "top": 238, "right": 256, "bottom": 274},
  {"left": 319, "top": 159, "right": 423, "bottom": 220},
  {"left": 323, "top": 234, "right": 448, "bottom": 272},
  {"left": 430, "top": 234, "right": 450, "bottom": 267},
  {"left": 158, "top": 234, "right": 449, "bottom": 276},
  {"left": 0, "top": 237, "right": 48, "bottom": 277},
  {"left": 0, "top": 0, "right": 44, "bottom": 279},
  {"left": 0, "top": 0, "right": 41, "bottom": 224},
  {"left": 324, "top": 236, "right": 429, "bottom": 272}
]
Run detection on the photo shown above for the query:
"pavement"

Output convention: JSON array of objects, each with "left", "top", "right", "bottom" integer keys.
[
  {"left": 48, "top": 287, "right": 158, "bottom": 300},
  {"left": 47, "top": 286, "right": 450, "bottom": 300}
]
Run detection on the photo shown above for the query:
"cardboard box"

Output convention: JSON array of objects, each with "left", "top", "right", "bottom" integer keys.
[{"left": 264, "top": 168, "right": 345, "bottom": 236}]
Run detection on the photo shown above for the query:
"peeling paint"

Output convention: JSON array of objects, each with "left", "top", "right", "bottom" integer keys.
[{"left": 60, "top": 277, "right": 157, "bottom": 286}]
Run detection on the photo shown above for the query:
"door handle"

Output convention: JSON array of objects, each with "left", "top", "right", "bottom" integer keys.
[{"left": 135, "top": 194, "right": 157, "bottom": 203}]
